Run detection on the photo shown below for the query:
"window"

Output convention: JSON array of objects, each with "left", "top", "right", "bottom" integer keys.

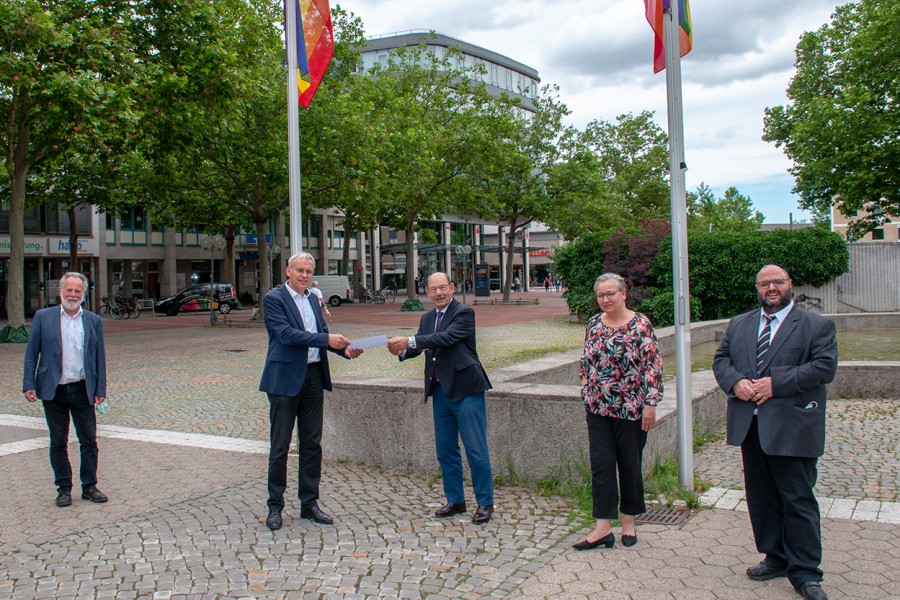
[{"left": 872, "top": 228, "right": 884, "bottom": 240}]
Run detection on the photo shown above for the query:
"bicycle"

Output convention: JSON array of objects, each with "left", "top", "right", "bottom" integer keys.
[
  {"left": 99, "top": 295, "right": 126, "bottom": 320},
  {"left": 114, "top": 291, "right": 142, "bottom": 319},
  {"left": 361, "top": 287, "right": 386, "bottom": 304},
  {"left": 382, "top": 288, "right": 395, "bottom": 303}
]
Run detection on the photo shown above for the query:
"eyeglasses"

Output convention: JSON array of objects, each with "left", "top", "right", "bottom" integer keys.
[
  {"left": 756, "top": 279, "right": 788, "bottom": 289},
  {"left": 428, "top": 285, "right": 451, "bottom": 293},
  {"left": 596, "top": 291, "right": 620, "bottom": 300}
]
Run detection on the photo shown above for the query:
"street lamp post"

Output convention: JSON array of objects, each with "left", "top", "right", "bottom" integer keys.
[{"left": 201, "top": 234, "right": 226, "bottom": 325}]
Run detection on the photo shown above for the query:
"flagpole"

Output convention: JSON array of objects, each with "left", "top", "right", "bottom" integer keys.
[
  {"left": 662, "top": 0, "right": 694, "bottom": 491},
  {"left": 285, "top": 0, "right": 304, "bottom": 255}
]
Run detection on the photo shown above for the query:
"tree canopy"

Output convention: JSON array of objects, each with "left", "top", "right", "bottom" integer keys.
[{"left": 763, "top": 0, "right": 899, "bottom": 235}]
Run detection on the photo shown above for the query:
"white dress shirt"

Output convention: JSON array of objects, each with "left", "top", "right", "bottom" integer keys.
[
  {"left": 59, "top": 305, "right": 85, "bottom": 384},
  {"left": 286, "top": 285, "right": 321, "bottom": 363}
]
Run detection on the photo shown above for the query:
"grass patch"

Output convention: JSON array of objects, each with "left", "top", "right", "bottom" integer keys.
[
  {"left": 693, "top": 419, "right": 726, "bottom": 452},
  {"left": 643, "top": 458, "right": 710, "bottom": 510}
]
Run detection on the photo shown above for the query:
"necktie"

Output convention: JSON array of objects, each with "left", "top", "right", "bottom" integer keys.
[
  {"left": 756, "top": 315, "right": 774, "bottom": 376},
  {"left": 434, "top": 310, "right": 443, "bottom": 332}
]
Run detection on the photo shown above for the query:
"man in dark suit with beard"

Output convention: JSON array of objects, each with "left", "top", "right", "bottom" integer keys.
[
  {"left": 713, "top": 264, "right": 838, "bottom": 600},
  {"left": 388, "top": 272, "right": 494, "bottom": 524}
]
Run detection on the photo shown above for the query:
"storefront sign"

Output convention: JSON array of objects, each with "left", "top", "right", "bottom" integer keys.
[
  {"left": 0, "top": 236, "right": 45, "bottom": 256},
  {"left": 48, "top": 236, "right": 100, "bottom": 256}
]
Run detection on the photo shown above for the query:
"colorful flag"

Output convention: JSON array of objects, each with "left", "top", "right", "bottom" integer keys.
[
  {"left": 645, "top": 0, "right": 692, "bottom": 73},
  {"left": 291, "top": 0, "right": 334, "bottom": 107}
]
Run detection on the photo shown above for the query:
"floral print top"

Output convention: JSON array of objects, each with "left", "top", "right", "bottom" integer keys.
[{"left": 580, "top": 312, "right": 663, "bottom": 420}]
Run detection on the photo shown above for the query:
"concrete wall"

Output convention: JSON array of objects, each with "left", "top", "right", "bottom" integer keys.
[{"left": 325, "top": 360, "right": 899, "bottom": 483}]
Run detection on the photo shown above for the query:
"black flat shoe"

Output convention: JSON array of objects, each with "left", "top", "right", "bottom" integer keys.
[
  {"left": 300, "top": 503, "right": 334, "bottom": 525},
  {"left": 56, "top": 489, "right": 72, "bottom": 507},
  {"left": 81, "top": 487, "right": 108, "bottom": 503},
  {"left": 572, "top": 532, "right": 615, "bottom": 550},
  {"left": 265, "top": 507, "right": 282, "bottom": 530},
  {"left": 621, "top": 534, "right": 637, "bottom": 547}
]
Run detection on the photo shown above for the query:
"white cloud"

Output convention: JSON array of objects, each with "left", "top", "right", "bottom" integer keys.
[{"left": 344, "top": 0, "right": 850, "bottom": 222}]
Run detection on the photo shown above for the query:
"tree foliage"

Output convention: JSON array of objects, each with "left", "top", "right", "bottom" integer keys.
[
  {"left": 763, "top": 0, "right": 899, "bottom": 235},
  {"left": 687, "top": 183, "right": 764, "bottom": 234}
]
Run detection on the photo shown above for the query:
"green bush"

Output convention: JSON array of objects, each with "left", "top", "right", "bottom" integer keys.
[
  {"left": 651, "top": 227, "right": 849, "bottom": 321},
  {"left": 640, "top": 290, "right": 702, "bottom": 328},
  {"left": 400, "top": 298, "right": 425, "bottom": 312},
  {"left": 553, "top": 229, "right": 615, "bottom": 317}
]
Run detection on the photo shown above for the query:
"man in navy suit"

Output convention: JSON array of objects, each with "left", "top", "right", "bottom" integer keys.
[
  {"left": 713, "top": 264, "right": 838, "bottom": 600},
  {"left": 388, "top": 272, "right": 494, "bottom": 524},
  {"left": 259, "top": 251, "right": 362, "bottom": 531},
  {"left": 23, "top": 272, "right": 108, "bottom": 508}
]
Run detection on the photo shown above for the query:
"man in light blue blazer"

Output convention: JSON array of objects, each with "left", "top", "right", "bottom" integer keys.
[
  {"left": 23, "top": 272, "right": 108, "bottom": 508},
  {"left": 259, "top": 251, "right": 362, "bottom": 531}
]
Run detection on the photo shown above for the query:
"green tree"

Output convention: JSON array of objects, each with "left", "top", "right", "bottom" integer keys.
[
  {"left": 687, "top": 183, "right": 764, "bottom": 234},
  {"left": 365, "top": 44, "right": 491, "bottom": 301},
  {"left": 470, "top": 85, "right": 578, "bottom": 300},
  {"left": 1, "top": 0, "right": 141, "bottom": 331},
  {"left": 545, "top": 111, "right": 670, "bottom": 239},
  {"left": 763, "top": 0, "right": 899, "bottom": 235}
]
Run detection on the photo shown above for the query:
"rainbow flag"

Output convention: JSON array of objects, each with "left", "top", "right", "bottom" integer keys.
[
  {"left": 291, "top": 0, "right": 334, "bottom": 107},
  {"left": 645, "top": 0, "right": 692, "bottom": 74}
]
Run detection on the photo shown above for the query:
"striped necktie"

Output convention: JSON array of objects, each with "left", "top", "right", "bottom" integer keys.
[{"left": 756, "top": 314, "right": 774, "bottom": 376}]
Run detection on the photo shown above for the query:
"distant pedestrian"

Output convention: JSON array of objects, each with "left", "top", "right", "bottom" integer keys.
[
  {"left": 544, "top": 275, "right": 551, "bottom": 292},
  {"left": 23, "top": 272, "right": 109, "bottom": 508},
  {"left": 513, "top": 275, "right": 521, "bottom": 292},
  {"left": 555, "top": 278, "right": 561, "bottom": 293}
]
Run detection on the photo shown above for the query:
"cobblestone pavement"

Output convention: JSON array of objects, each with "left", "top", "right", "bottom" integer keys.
[{"left": 1, "top": 308, "right": 898, "bottom": 599}]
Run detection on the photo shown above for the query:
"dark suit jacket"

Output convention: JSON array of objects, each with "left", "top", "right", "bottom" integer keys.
[
  {"left": 23, "top": 306, "right": 107, "bottom": 404},
  {"left": 713, "top": 305, "right": 838, "bottom": 458},
  {"left": 258, "top": 284, "right": 347, "bottom": 397},
  {"left": 400, "top": 298, "right": 491, "bottom": 401}
]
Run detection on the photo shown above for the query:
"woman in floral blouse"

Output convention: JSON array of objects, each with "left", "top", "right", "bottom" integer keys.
[{"left": 573, "top": 273, "right": 663, "bottom": 550}]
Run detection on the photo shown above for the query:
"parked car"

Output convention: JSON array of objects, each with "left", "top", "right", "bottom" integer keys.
[{"left": 155, "top": 282, "right": 238, "bottom": 316}]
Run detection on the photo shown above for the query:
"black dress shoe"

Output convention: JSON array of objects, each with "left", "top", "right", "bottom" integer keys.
[
  {"left": 300, "top": 503, "right": 334, "bottom": 525},
  {"left": 265, "top": 507, "right": 282, "bottom": 530},
  {"left": 472, "top": 505, "right": 493, "bottom": 524},
  {"left": 435, "top": 502, "right": 467, "bottom": 518},
  {"left": 795, "top": 582, "right": 828, "bottom": 600},
  {"left": 572, "top": 532, "right": 615, "bottom": 550},
  {"left": 746, "top": 558, "right": 787, "bottom": 581},
  {"left": 621, "top": 534, "right": 637, "bottom": 547},
  {"left": 81, "top": 487, "right": 108, "bottom": 503},
  {"left": 56, "top": 489, "right": 72, "bottom": 507}
]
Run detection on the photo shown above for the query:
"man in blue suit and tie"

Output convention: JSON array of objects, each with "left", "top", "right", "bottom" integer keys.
[
  {"left": 714, "top": 264, "right": 837, "bottom": 600},
  {"left": 23, "top": 272, "right": 108, "bottom": 508},
  {"left": 387, "top": 272, "right": 494, "bottom": 524},
  {"left": 259, "top": 251, "right": 362, "bottom": 531}
]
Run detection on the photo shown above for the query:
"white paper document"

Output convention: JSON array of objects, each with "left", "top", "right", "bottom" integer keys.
[{"left": 349, "top": 335, "right": 390, "bottom": 350}]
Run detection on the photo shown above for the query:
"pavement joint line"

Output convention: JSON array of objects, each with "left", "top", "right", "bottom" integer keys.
[
  {"left": 701, "top": 485, "right": 900, "bottom": 525},
  {"left": 0, "top": 413, "right": 268, "bottom": 454},
  {"left": 0, "top": 437, "right": 48, "bottom": 456}
]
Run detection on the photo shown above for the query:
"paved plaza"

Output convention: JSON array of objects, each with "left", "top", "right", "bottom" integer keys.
[{"left": 1, "top": 294, "right": 898, "bottom": 599}]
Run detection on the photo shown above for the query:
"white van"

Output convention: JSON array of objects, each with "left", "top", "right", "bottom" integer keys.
[{"left": 314, "top": 275, "right": 353, "bottom": 306}]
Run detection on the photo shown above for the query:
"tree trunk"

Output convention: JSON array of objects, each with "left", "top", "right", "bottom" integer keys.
[
  {"left": 68, "top": 205, "right": 79, "bottom": 269},
  {"left": 405, "top": 219, "right": 417, "bottom": 301},
  {"left": 503, "top": 224, "right": 519, "bottom": 303},
  {"left": 223, "top": 226, "right": 236, "bottom": 288},
  {"left": 6, "top": 165, "right": 27, "bottom": 328},
  {"left": 256, "top": 221, "right": 270, "bottom": 296}
]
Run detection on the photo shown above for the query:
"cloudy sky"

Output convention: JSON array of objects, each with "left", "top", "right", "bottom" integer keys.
[{"left": 345, "top": 0, "right": 850, "bottom": 224}]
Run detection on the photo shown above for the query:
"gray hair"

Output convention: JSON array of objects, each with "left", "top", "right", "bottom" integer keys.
[
  {"left": 287, "top": 251, "right": 315, "bottom": 269},
  {"left": 426, "top": 272, "right": 452, "bottom": 287},
  {"left": 60, "top": 272, "right": 88, "bottom": 291},
  {"left": 593, "top": 272, "right": 627, "bottom": 296}
]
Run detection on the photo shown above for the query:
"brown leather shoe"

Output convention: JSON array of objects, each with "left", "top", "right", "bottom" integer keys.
[
  {"left": 472, "top": 504, "right": 493, "bottom": 524},
  {"left": 434, "top": 502, "right": 467, "bottom": 518}
]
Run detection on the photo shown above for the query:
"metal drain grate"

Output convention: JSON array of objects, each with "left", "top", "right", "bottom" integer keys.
[{"left": 634, "top": 507, "right": 689, "bottom": 525}]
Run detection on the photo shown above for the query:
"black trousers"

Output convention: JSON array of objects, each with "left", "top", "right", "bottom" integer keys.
[
  {"left": 586, "top": 412, "right": 647, "bottom": 520},
  {"left": 741, "top": 416, "right": 822, "bottom": 587},
  {"left": 267, "top": 363, "right": 324, "bottom": 510},
  {"left": 42, "top": 381, "right": 98, "bottom": 491}
]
